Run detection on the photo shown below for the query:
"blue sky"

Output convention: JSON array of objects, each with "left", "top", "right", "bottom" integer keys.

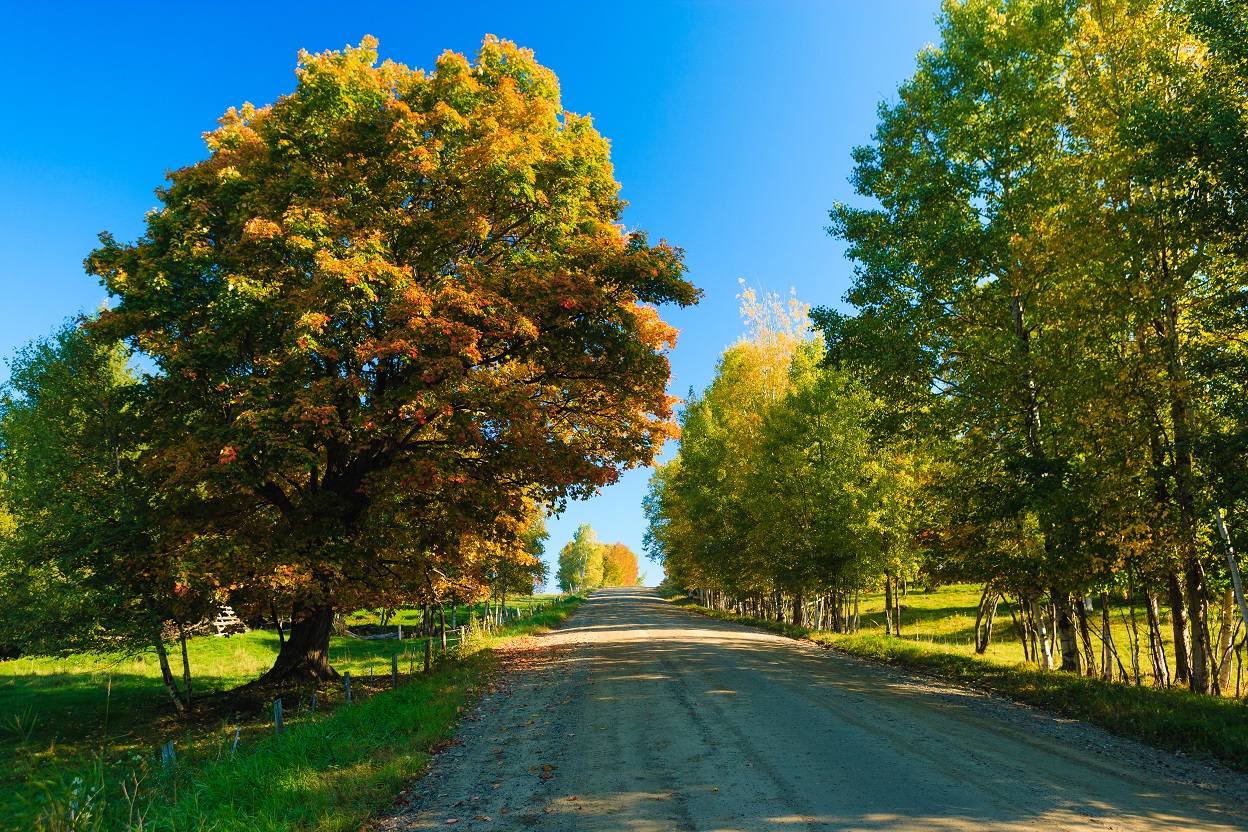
[{"left": 0, "top": 1, "right": 941, "bottom": 588}]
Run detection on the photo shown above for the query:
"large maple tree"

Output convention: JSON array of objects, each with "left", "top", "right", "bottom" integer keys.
[{"left": 88, "top": 36, "right": 698, "bottom": 681}]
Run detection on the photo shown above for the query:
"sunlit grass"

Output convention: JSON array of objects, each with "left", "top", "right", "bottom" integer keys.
[{"left": 0, "top": 595, "right": 578, "bottom": 831}]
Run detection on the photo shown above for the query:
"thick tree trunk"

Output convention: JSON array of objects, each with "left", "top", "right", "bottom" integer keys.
[
  {"left": 774, "top": 589, "right": 784, "bottom": 624},
  {"left": 1167, "top": 572, "right": 1192, "bottom": 684},
  {"left": 262, "top": 604, "right": 338, "bottom": 683},
  {"left": 1185, "top": 557, "right": 1214, "bottom": 694},
  {"left": 1144, "top": 588, "right": 1170, "bottom": 687},
  {"left": 1053, "top": 591, "right": 1081, "bottom": 673}
]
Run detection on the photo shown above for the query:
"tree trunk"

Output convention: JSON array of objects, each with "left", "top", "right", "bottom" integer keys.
[
  {"left": 271, "top": 604, "right": 285, "bottom": 647},
  {"left": 975, "top": 586, "right": 998, "bottom": 653},
  {"left": 154, "top": 637, "right": 186, "bottom": 712},
  {"left": 262, "top": 603, "right": 339, "bottom": 683},
  {"left": 1167, "top": 571, "right": 1192, "bottom": 685},
  {"left": 1100, "top": 593, "right": 1116, "bottom": 683},
  {"left": 1053, "top": 591, "right": 1081, "bottom": 673},
  {"left": 1030, "top": 595, "right": 1054, "bottom": 670},
  {"left": 1144, "top": 588, "right": 1170, "bottom": 687},
  {"left": 884, "top": 575, "right": 894, "bottom": 636},
  {"left": 792, "top": 591, "right": 804, "bottom": 628},
  {"left": 1074, "top": 597, "right": 1098, "bottom": 677},
  {"left": 177, "top": 621, "right": 193, "bottom": 710},
  {"left": 774, "top": 589, "right": 784, "bottom": 624},
  {"left": 1217, "top": 588, "right": 1235, "bottom": 695},
  {"left": 1160, "top": 294, "right": 1214, "bottom": 694},
  {"left": 1185, "top": 557, "right": 1214, "bottom": 694}
]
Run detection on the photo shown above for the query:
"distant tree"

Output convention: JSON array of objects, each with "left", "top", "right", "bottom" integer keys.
[
  {"left": 600, "top": 542, "right": 640, "bottom": 586},
  {"left": 85, "top": 37, "right": 697, "bottom": 682},
  {"left": 556, "top": 524, "right": 600, "bottom": 594}
]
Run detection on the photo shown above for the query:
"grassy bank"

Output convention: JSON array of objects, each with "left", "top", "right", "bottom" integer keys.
[
  {"left": 2, "top": 596, "right": 580, "bottom": 831},
  {"left": 665, "top": 591, "right": 1248, "bottom": 770}
]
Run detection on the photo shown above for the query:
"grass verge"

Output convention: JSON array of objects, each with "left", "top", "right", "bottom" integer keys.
[
  {"left": 5, "top": 597, "right": 582, "bottom": 831},
  {"left": 664, "top": 592, "right": 1248, "bottom": 770}
]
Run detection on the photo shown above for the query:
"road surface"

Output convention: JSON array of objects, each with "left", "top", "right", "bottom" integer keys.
[{"left": 381, "top": 587, "right": 1248, "bottom": 831}]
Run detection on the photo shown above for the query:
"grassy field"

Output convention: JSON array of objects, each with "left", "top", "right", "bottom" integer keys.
[
  {"left": 667, "top": 585, "right": 1248, "bottom": 770},
  {"left": 1, "top": 594, "right": 573, "bottom": 831}
]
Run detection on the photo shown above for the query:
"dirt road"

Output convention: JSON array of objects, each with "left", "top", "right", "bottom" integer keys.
[{"left": 381, "top": 587, "right": 1248, "bottom": 831}]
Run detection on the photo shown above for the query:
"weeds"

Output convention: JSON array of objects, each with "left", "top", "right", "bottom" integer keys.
[{"left": 2, "top": 704, "right": 38, "bottom": 743}]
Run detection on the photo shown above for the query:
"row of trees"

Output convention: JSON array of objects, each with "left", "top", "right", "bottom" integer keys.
[
  {"left": 648, "top": 0, "right": 1248, "bottom": 696},
  {"left": 555, "top": 523, "right": 643, "bottom": 594},
  {"left": 0, "top": 36, "right": 697, "bottom": 703}
]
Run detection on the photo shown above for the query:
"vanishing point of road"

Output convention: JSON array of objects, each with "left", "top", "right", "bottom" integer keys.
[{"left": 381, "top": 587, "right": 1248, "bottom": 831}]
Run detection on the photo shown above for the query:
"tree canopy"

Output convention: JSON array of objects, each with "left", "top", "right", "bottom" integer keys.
[{"left": 1, "top": 35, "right": 697, "bottom": 686}]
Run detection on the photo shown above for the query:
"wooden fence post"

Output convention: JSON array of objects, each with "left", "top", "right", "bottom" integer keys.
[
  {"left": 424, "top": 638, "right": 432, "bottom": 674},
  {"left": 391, "top": 652, "right": 398, "bottom": 687},
  {"left": 274, "top": 698, "right": 284, "bottom": 736},
  {"left": 161, "top": 740, "right": 176, "bottom": 772},
  {"left": 344, "top": 671, "right": 352, "bottom": 704},
  {"left": 309, "top": 692, "right": 317, "bottom": 718},
  {"left": 230, "top": 728, "right": 240, "bottom": 760}
]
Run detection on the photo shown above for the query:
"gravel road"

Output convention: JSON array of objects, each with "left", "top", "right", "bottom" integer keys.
[{"left": 379, "top": 587, "right": 1248, "bottom": 831}]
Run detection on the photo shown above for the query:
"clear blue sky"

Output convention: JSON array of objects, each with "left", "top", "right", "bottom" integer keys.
[{"left": 0, "top": 1, "right": 941, "bottom": 589}]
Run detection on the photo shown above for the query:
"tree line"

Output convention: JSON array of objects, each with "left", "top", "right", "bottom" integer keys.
[
  {"left": 647, "top": 0, "right": 1248, "bottom": 697},
  {"left": 0, "top": 36, "right": 698, "bottom": 706}
]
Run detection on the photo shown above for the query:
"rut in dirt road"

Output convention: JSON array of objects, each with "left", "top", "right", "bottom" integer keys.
[{"left": 380, "top": 587, "right": 1248, "bottom": 832}]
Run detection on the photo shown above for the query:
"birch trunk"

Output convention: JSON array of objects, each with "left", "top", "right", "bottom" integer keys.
[
  {"left": 1074, "top": 597, "right": 1098, "bottom": 677},
  {"left": 1144, "top": 589, "right": 1171, "bottom": 687},
  {"left": 1217, "top": 589, "right": 1235, "bottom": 695},
  {"left": 154, "top": 637, "right": 186, "bottom": 712},
  {"left": 1053, "top": 591, "right": 1082, "bottom": 673},
  {"left": 1031, "top": 595, "right": 1054, "bottom": 670},
  {"left": 1100, "top": 593, "right": 1116, "bottom": 683},
  {"left": 884, "top": 575, "right": 894, "bottom": 636}
]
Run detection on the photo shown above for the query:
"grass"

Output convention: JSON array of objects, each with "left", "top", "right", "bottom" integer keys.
[
  {"left": 1, "top": 594, "right": 578, "bottom": 831},
  {"left": 666, "top": 587, "right": 1248, "bottom": 770}
]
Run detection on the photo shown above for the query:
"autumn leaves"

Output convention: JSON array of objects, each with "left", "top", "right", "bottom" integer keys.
[{"left": 0, "top": 37, "right": 697, "bottom": 687}]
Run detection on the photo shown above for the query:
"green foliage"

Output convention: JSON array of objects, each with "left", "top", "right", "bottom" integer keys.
[
  {"left": 556, "top": 523, "right": 600, "bottom": 594},
  {"left": 0, "top": 319, "right": 209, "bottom": 666},
  {"left": 73, "top": 35, "right": 695, "bottom": 680}
]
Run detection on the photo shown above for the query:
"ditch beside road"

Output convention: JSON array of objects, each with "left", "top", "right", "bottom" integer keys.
[{"left": 379, "top": 586, "right": 1248, "bottom": 832}]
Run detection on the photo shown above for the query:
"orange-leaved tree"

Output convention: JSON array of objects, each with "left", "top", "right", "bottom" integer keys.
[
  {"left": 600, "top": 542, "right": 640, "bottom": 586},
  {"left": 86, "top": 36, "right": 697, "bottom": 682}
]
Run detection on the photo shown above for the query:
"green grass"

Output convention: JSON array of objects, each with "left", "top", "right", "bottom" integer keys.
[
  {"left": 666, "top": 589, "right": 1248, "bottom": 770},
  {"left": 1, "top": 595, "right": 579, "bottom": 831}
]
